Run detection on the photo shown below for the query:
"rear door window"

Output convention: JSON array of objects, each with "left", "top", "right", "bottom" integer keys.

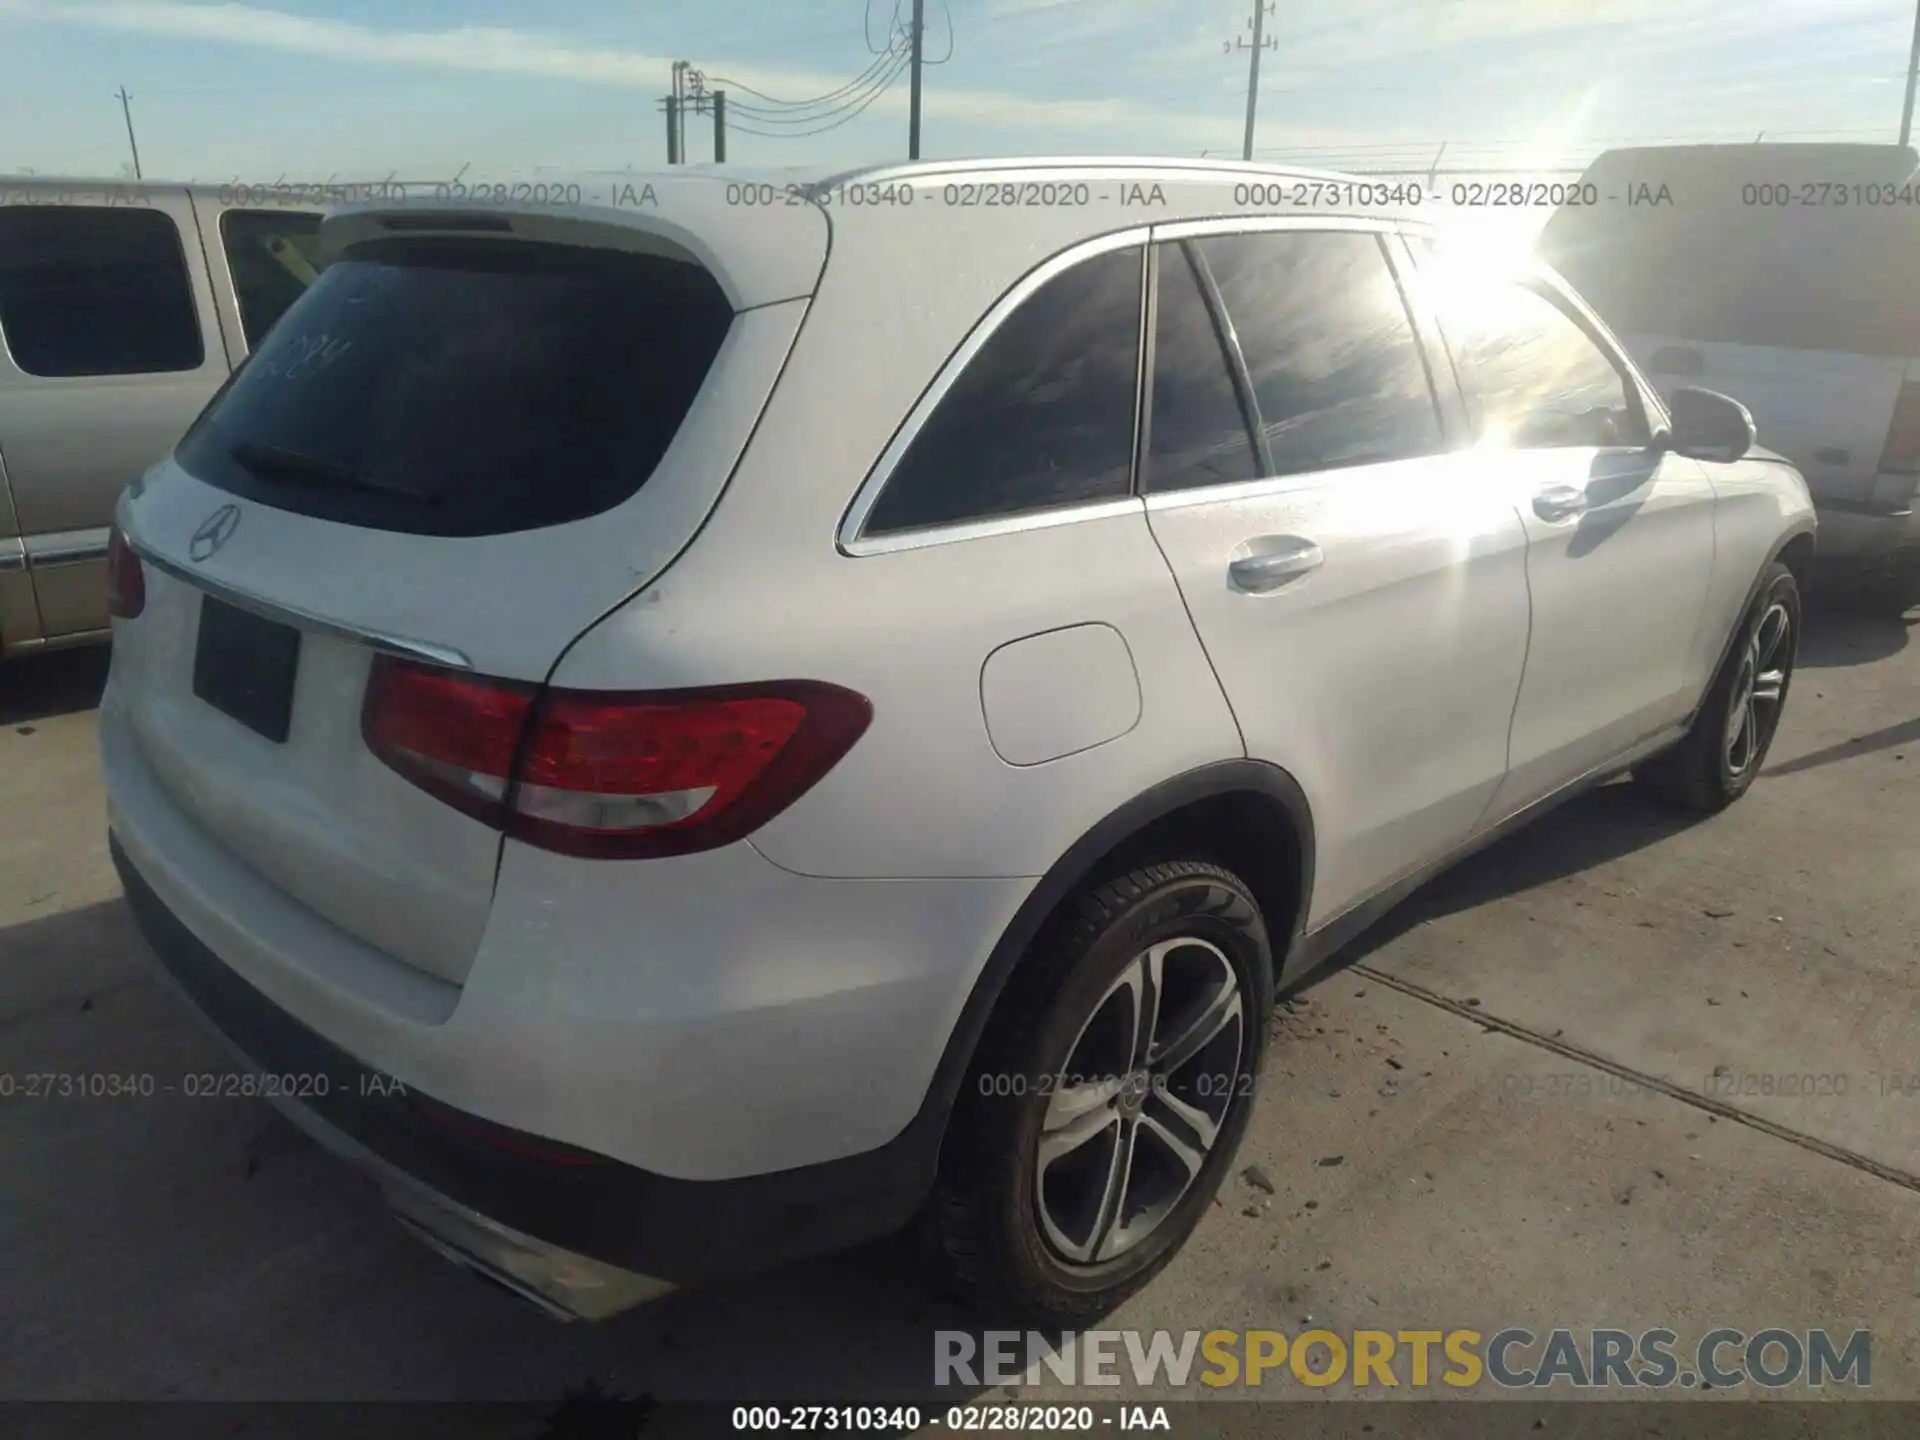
[
  {"left": 1192, "top": 230, "right": 1444, "bottom": 479},
  {"left": 1142, "top": 241, "right": 1261, "bottom": 494},
  {"left": 0, "top": 206, "right": 204, "bottom": 377},
  {"left": 862, "top": 244, "right": 1144, "bottom": 537},
  {"left": 175, "top": 238, "right": 735, "bottom": 537},
  {"left": 220, "top": 210, "right": 325, "bottom": 347}
]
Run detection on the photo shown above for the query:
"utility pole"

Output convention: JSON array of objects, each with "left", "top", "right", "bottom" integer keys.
[
  {"left": 115, "top": 85, "right": 143, "bottom": 179},
  {"left": 908, "top": 0, "right": 926, "bottom": 159},
  {"left": 668, "top": 60, "right": 690, "bottom": 164},
  {"left": 1225, "top": 1, "right": 1277, "bottom": 163},
  {"left": 1901, "top": 0, "right": 1920, "bottom": 148},
  {"left": 712, "top": 90, "right": 726, "bottom": 163}
]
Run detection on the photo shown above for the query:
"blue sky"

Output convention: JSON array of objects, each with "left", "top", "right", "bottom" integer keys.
[{"left": 0, "top": 0, "right": 1915, "bottom": 181}]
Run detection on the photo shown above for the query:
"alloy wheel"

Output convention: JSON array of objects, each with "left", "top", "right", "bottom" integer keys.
[
  {"left": 1033, "top": 936, "right": 1247, "bottom": 1266},
  {"left": 1724, "top": 600, "right": 1793, "bottom": 777}
]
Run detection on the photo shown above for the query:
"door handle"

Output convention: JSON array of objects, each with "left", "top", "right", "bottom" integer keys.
[
  {"left": 1532, "top": 485, "right": 1590, "bottom": 523},
  {"left": 1229, "top": 539, "right": 1323, "bottom": 594}
]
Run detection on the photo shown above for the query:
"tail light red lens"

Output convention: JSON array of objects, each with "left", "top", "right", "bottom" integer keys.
[
  {"left": 362, "top": 657, "right": 872, "bottom": 860},
  {"left": 106, "top": 524, "right": 145, "bottom": 619}
]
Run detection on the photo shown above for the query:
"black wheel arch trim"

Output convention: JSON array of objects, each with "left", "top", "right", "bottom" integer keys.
[
  {"left": 897, "top": 759, "right": 1314, "bottom": 1172},
  {"left": 1691, "top": 526, "right": 1811, "bottom": 726}
]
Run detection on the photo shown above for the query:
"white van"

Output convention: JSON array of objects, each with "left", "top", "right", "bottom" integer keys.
[
  {"left": 0, "top": 179, "right": 325, "bottom": 659},
  {"left": 1539, "top": 143, "right": 1920, "bottom": 610}
]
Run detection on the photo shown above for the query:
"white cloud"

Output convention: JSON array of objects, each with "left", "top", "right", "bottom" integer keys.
[{"left": 0, "top": 0, "right": 1245, "bottom": 142}]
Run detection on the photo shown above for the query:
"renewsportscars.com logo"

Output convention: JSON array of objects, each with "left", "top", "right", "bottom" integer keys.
[{"left": 936, "top": 1327, "right": 1872, "bottom": 1391}]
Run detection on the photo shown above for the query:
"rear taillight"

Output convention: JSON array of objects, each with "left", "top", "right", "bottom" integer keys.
[
  {"left": 1880, "top": 381, "right": 1920, "bottom": 475},
  {"left": 362, "top": 657, "right": 872, "bottom": 860},
  {"left": 106, "top": 524, "right": 145, "bottom": 619}
]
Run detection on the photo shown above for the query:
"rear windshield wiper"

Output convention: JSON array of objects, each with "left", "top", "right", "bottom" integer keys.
[{"left": 228, "top": 440, "right": 438, "bottom": 505}]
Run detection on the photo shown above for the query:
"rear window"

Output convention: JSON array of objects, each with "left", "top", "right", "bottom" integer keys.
[{"left": 176, "top": 238, "right": 735, "bottom": 537}]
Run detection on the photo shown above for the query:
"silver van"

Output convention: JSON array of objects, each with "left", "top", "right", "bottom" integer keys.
[
  {"left": 0, "top": 178, "right": 324, "bottom": 659},
  {"left": 1539, "top": 143, "right": 1920, "bottom": 610}
]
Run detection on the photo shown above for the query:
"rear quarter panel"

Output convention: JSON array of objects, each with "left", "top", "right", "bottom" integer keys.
[{"left": 549, "top": 195, "right": 1250, "bottom": 880}]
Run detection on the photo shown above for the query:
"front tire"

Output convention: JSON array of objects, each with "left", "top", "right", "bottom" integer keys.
[
  {"left": 927, "top": 861, "right": 1274, "bottom": 1322},
  {"left": 1637, "top": 561, "right": 1799, "bottom": 812}
]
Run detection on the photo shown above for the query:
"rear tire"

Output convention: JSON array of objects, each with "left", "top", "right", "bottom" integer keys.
[
  {"left": 1637, "top": 561, "right": 1800, "bottom": 813},
  {"left": 926, "top": 861, "right": 1274, "bottom": 1323}
]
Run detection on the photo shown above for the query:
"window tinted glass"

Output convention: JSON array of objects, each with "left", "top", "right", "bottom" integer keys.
[
  {"left": 1194, "top": 231, "right": 1441, "bottom": 478},
  {"left": 221, "top": 210, "right": 325, "bottom": 347},
  {"left": 1426, "top": 264, "right": 1647, "bottom": 448},
  {"left": 0, "top": 206, "right": 204, "bottom": 377},
  {"left": 176, "top": 238, "right": 734, "bottom": 538},
  {"left": 863, "top": 245, "right": 1143, "bottom": 536},
  {"left": 1144, "top": 242, "right": 1259, "bottom": 494}
]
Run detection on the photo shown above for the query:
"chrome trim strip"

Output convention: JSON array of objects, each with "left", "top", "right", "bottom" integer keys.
[
  {"left": 825, "top": 157, "right": 1371, "bottom": 192},
  {"left": 124, "top": 530, "right": 475, "bottom": 670},
  {"left": 1150, "top": 213, "right": 1405, "bottom": 242},
  {"left": 842, "top": 497, "right": 1144, "bottom": 557},
  {"left": 0, "top": 539, "right": 25, "bottom": 573},
  {"left": 24, "top": 526, "right": 111, "bottom": 566},
  {"left": 1126, "top": 241, "right": 1159, "bottom": 497},
  {"left": 1142, "top": 470, "right": 1328, "bottom": 513},
  {"left": 838, "top": 226, "right": 1154, "bottom": 556}
]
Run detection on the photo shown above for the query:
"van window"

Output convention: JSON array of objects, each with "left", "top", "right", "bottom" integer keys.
[
  {"left": 0, "top": 206, "right": 205, "bottom": 378},
  {"left": 175, "top": 238, "right": 735, "bottom": 538},
  {"left": 221, "top": 210, "right": 325, "bottom": 347},
  {"left": 1192, "top": 231, "right": 1443, "bottom": 479},
  {"left": 862, "top": 244, "right": 1144, "bottom": 537}
]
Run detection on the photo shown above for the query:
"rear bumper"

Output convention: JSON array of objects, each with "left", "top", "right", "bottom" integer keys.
[{"left": 114, "top": 836, "right": 937, "bottom": 1311}]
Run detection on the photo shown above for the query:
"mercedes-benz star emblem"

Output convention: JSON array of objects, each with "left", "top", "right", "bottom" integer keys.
[{"left": 189, "top": 503, "right": 242, "bottom": 563}]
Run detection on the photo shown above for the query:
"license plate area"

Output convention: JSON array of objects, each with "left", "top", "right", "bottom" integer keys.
[{"left": 192, "top": 596, "right": 302, "bottom": 743}]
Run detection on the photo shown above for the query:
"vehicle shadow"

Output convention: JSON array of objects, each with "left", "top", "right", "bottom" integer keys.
[
  {"left": 1797, "top": 597, "right": 1913, "bottom": 669},
  {"left": 0, "top": 646, "right": 111, "bottom": 726},
  {"left": 1315, "top": 779, "right": 1695, "bottom": 974},
  {"left": 0, "top": 894, "right": 986, "bottom": 1419}
]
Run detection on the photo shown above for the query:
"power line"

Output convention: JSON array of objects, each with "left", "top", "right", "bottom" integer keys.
[
  {"left": 866, "top": 0, "right": 905, "bottom": 56},
  {"left": 708, "top": 49, "right": 901, "bottom": 115},
  {"left": 722, "top": 53, "right": 911, "bottom": 138},
  {"left": 925, "top": 0, "right": 954, "bottom": 66},
  {"left": 717, "top": 64, "right": 903, "bottom": 127}
]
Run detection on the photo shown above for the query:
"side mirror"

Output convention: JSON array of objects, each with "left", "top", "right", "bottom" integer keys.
[{"left": 1664, "top": 386, "right": 1755, "bottom": 462}]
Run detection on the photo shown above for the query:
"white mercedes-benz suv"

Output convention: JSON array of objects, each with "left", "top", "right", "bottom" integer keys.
[{"left": 102, "top": 159, "right": 1815, "bottom": 1323}]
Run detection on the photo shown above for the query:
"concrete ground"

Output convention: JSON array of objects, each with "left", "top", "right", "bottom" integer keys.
[{"left": 2, "top": 605, "right": 1917, "bottom": 1431}]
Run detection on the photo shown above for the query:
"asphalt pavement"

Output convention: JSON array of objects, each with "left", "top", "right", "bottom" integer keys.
[{"left": 2, "top": 605, "right": 1917, "bottom": 1430}]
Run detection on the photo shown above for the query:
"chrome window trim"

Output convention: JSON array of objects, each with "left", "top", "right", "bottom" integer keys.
[
  {"left": 837, "top": 226, "right": 1155, "bottom": 557},
  {"left": 842, "top": 496, "right": 1146, "bottom": 556},
  {"left": 24, "top": 526, "right": 111, "bottom": 566},
  {"left": 1143, "top": 467, "right": 1342, "bottom": 513},
  {"left": 1150, "top": 214, "right": 1406, "bottom": 243},
  {"left": 1140, "top": 218, "right": 1452, "bottom": 502},
  {"left": 122, "top": 524, "right": 475, "bottom": 670}
]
